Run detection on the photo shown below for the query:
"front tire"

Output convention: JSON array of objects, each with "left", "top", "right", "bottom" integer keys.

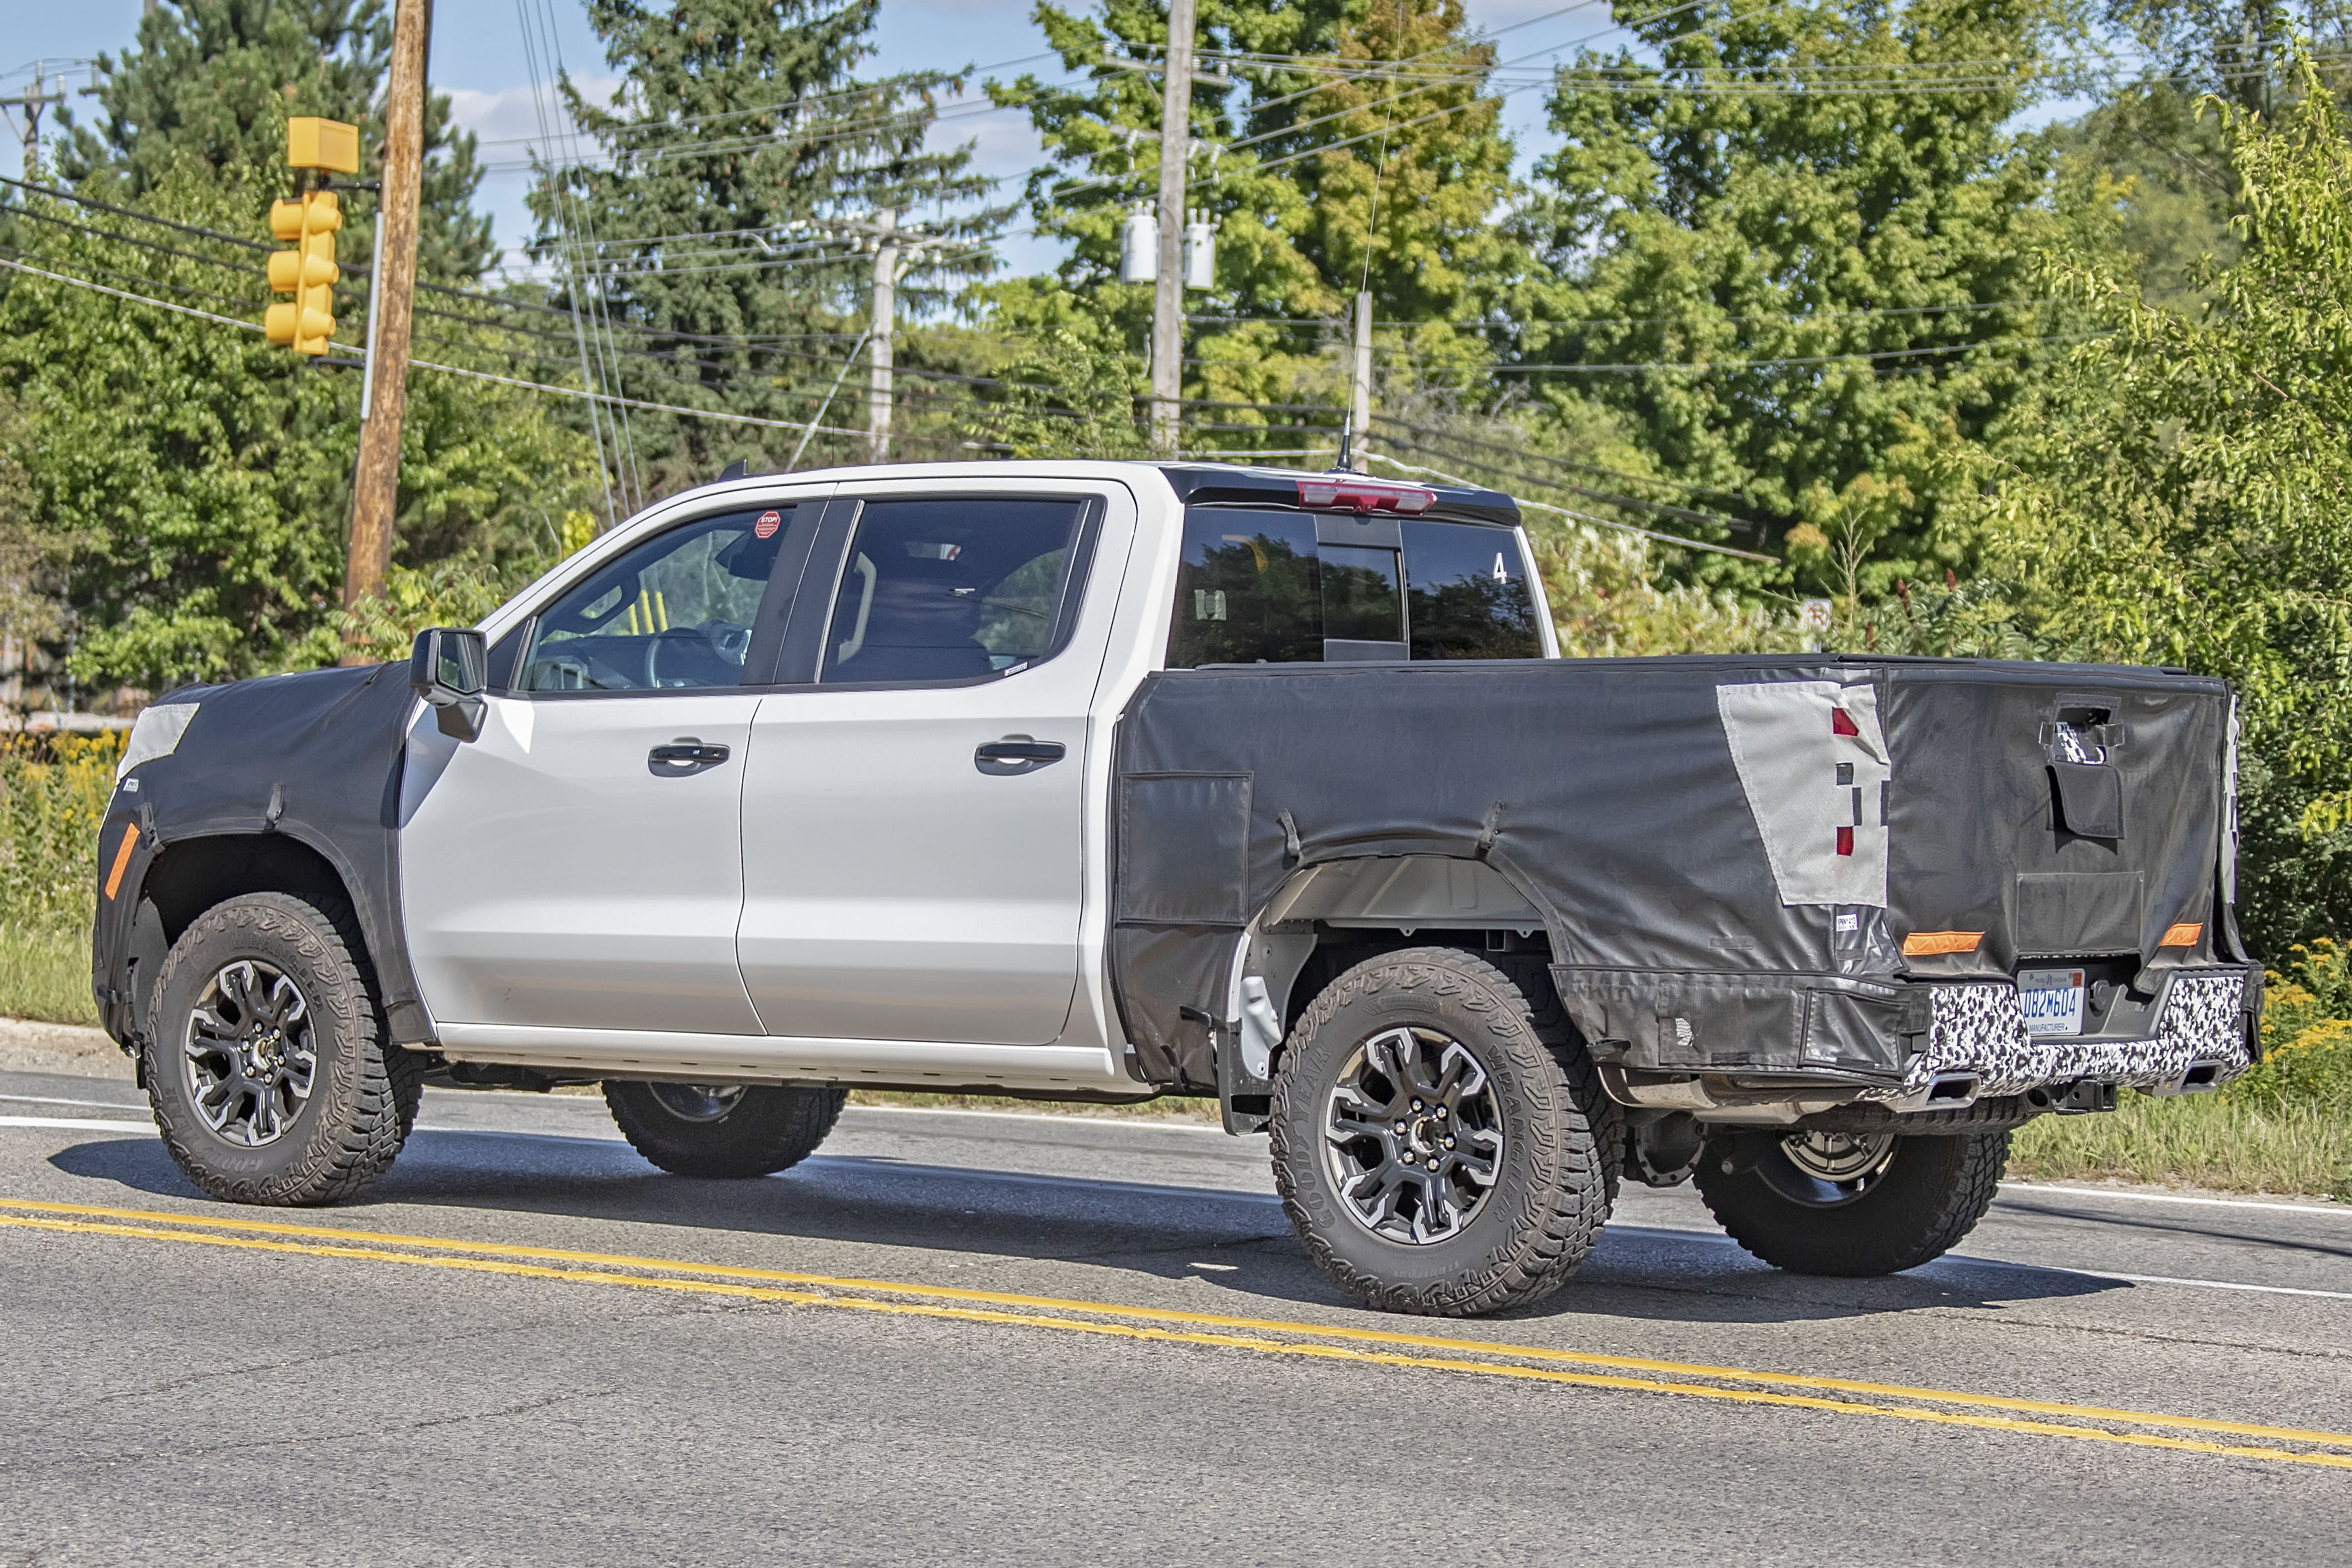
[
  {"left": 1269, "top": 947, "right": 1614, "bottom": 1317},
  {"left": 1693, "top": 1128, "right": 2009, "bottom": 1276},
  {"left": 145, "top": 892, "right": 420, "bottom": 1206},
  {"left": 604, "top": 1081, "right": 846, "bottom": 1178}
]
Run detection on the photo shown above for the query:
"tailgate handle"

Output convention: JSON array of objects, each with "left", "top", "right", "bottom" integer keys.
[
  {"left": 649, "top": 740, "right": 731, "bottom": 773},
  {"left": 976, "top": 739, "right": 1066, "bottom": 775}
]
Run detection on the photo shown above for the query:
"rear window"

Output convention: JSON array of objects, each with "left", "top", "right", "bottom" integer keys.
[{"left": 1167, "top": 509, "right": 1541, "bottom": 668}]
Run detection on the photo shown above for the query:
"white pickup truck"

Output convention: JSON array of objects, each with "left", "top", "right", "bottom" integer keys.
[{"left": 92, "top": 460, "right": 2259, "bottom": 1316}]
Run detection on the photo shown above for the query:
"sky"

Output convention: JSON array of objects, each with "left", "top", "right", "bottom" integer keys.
[
  {"left": 0, "top": 0, "right": 1628, "bottom": 281},
  {"left": 1, "top": 1, "right": 2092, "bottom": 286}
]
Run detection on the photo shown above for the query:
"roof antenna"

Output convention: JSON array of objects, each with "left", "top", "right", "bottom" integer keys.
[
  {"left": 717, "top": 459, "right": 751, "bottom": 482},
  {"left": 1332, "top": 412, "right": 1354, "bottom": 474}
]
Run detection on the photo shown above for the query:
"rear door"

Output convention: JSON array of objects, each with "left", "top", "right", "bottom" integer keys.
[
  {"left": 400, "top": 496, "right": 826, "bottom": 1036},
  {"left": 735, "top": 480, "right": 1135, "bottom": 1045}
]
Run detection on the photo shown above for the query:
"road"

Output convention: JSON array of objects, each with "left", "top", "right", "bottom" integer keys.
[{"left": 1, "top": 1062, "right": 2347, "bottom": 1565}]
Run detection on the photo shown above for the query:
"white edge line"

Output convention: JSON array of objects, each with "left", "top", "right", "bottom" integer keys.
[
  {"left": 0, "top": 1092, "right": 146, "bottom": 1113},
  {"left": 2000, "top": 1181, "right": 2347, "bottom": 1220},
  {"left": 0, "top": 1116, "right": 154, "bottom": 1134}
]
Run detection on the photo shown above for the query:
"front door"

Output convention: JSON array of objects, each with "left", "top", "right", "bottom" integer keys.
[
  {"left": 401, "top": 500, "right": 817, "bottom": 1036},
  {"left": 736, "top": 483, "right": 1131, "bottom": 1045}
]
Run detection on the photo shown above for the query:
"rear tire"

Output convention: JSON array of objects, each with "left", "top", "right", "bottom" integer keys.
[
  {"left": 604, "top": 1081, "right": 846, "bottom": 1178},
  {"left": 1693, "top": 1128, "right": 2009, "bottom": 1276},
  {"left": 144, "top": 892, "right": 419, "bottom": 1206},
  {"left": 1269, "top": 947, "right": 1613, "bottom": 1317}
]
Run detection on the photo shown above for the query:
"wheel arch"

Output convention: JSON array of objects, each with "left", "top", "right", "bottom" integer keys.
[
  {"left": 110, "top": 831, "right": 419, "bottom": 1051},
  {"left": 1213, "top": 853, "right": 1570, "bottom": 1126}
]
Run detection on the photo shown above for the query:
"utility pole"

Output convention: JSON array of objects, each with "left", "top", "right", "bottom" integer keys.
[
  {"left": 868, "top": 210, "right": 898, "bottom": 465},
  {"left": 0, "top": 63, "right": 69, "bottom": 174},
  {"left": 1350, "top": 291, "right": 1373, "bottom": 474},
  {"left": 343, "top": 0, "right": 429, "bottom": 656},
  {"left": 1149, "top": 0, "right": 1199, "bottom": 456}
]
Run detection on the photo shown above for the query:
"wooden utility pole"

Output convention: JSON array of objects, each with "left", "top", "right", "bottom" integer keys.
[
  {"left": 1149, "top": 0, "right": 1198, "bottom": 456},
  {"left": 342, "top": 0, "right": 429, "bottom": 657},
  {"left": 868, "top": 211, "right": 898, "bottom": 465}
]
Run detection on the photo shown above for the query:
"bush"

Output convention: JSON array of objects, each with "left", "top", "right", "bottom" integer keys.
[{"left": 0, "top": 730, "right": 123, "bottom": 1026}]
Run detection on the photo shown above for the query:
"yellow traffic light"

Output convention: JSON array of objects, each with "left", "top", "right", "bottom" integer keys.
[{"left": 263, "top": 191, "right": 342, "bottom": 355}]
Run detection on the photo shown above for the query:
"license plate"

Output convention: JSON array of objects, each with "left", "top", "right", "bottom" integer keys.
[{"left": 2019, "top": 967, "right": 2087, "bottom": 1036}]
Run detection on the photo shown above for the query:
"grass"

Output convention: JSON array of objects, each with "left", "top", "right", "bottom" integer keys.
[
  {"left": 2008, "top": 1090, "right": 2351, "bottom": 1201},
  {"left": 0, "top": 923, "right": 97, "bottom": 1027}
]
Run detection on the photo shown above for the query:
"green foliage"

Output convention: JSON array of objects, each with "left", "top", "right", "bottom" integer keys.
[
  {"left": 0, "top": 167, "right": 596, "bottom": 692},
  {"left": 0, "top": 732, "right": 119, "bottom": 937},
  {"left": 973, "top": 330, "right": 1150, "bottom": 458},
  {"left": 991, "top": 0, "right": 1524, "bottom": 441},
  {"left": 2234, "top": 939, "right": 2352, "bottom": 1112},
  {"left": 534, "top": 0, "right": 1005, "bottom": 492},
  {"left": 337, "top": 555, "right": 552, "bottom": 666},
  {"left": 55, "top": 0, "right": 495, "bottom": 282},
  {"left": 1518, "top": 0, "right": 2090, "bottom": 594},
  {"left": 1968, "top": 61, "right": 2352, "bottom": 951}
]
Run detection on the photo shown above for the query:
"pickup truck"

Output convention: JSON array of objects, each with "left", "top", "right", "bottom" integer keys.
[{"left": 90, "top": 460, "right": 2261, "bottom": 1317}]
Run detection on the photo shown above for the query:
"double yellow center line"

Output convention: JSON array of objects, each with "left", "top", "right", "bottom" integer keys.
[{"left": 5, "top": 1196, "right": 2348, "bottom": 1472}]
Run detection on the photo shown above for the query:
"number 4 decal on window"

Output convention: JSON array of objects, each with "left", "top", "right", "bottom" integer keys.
[{"left": 1493, "top": 553, "right": 1508, "bottom": 582}]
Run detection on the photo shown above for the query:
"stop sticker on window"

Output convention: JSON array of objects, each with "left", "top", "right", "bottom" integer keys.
[{"left": 754, "top": 510, "right": 782, "bottom": 539}]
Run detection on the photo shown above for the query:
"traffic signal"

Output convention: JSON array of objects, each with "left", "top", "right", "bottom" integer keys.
[
  {"left": 264, "top": 117, "right": 359, "bottom": 357},
  {"left": 265, "top": 191, "right": 342, "bottom": 355}
]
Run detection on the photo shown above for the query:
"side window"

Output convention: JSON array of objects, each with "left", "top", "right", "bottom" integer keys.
[
  {"left": 519, "top": 506, "right": 792, "bottom": 692},
  {"left": 820, "top": 497, "right": 1088, "bottom": 685},
  {"left": 1168, "top": 510, "right": 1322, "bottom": 668},
  {"left": 1167, "top": 508, "right": 1543, "bottom": 668},
  {"left": 1403, "top": 521, "right": 1542, "bottom": 659}
]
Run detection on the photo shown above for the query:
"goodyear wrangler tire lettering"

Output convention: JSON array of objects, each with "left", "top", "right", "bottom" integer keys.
[{"left": 1269, "top": 947, "right": 1615, "bottom": 1317}]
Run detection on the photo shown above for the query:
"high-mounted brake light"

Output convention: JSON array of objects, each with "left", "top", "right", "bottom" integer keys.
[{"left": 1295, "top": 478, "right": 1437, "bottom": 515}]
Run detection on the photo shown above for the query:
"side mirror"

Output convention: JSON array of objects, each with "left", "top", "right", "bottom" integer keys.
[{"left": 410, "top": 627, "right": 488, "bottom": 742}]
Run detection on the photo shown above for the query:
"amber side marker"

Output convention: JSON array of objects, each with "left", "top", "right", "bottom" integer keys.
[
  {"left": 1901, "top": 930, "right": 1984, "bottom": 956},
  {"left": 102, "top": 823, "right": 139, "bottom": 901},
  {"left": 2160, "top": 923, "right": 2204, "bottom": 947}
]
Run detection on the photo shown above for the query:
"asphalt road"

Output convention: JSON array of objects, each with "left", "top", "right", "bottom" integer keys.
[{"left": 1, "top": 1064, "right": 2348, "bottom": 1565}]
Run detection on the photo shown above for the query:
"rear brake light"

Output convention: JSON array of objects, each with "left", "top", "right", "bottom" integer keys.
[{"left": 1296, "top": 478, "right": 1436, "bottom": 515}]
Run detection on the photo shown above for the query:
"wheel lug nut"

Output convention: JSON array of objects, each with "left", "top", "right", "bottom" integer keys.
[
  {"left": 1445, "top": 1136, "right": 1456, "bottom": 1149},
  {"left": 1434, "top": 1105, "right": 1447, "bottom": 1119},
  {"left": 1426, "top": 1158, "right": 1439, "bottom": 1171},
  {"left": 1394, "top": 1121, "right": 1407, "bottom": 1135}
]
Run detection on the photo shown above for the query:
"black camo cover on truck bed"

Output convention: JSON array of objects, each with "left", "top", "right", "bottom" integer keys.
[{"left": 1110, "top": 654, "right": 2260, "bottom": 1095}]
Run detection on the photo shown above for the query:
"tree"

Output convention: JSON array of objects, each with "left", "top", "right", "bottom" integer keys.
[
  {"left": 0, "top": 167, "right": 594, "bottom": 693},
  {"left": 1967, "top": 60, "right": 2352, "bottom": 950},
  {"left": 55, "top": 0, "right": 495, "bottom": 282},
  {"left": 1517, "top": 0, "right": 2088, "bottom": 595},
  {"left": 530, "top": 0, "right": 1004, "bottom": 497},
  {"left": 989, "top": 0, "right": 1526, "bottom": 447}
]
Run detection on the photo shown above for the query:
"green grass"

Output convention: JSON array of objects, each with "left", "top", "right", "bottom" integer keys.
[
  {"left": 0, "top": 923, "right": 97, "bottom": 1026},
  {"left": 2008, "top": 1089, "right": 2351, "bottom": 1201}
]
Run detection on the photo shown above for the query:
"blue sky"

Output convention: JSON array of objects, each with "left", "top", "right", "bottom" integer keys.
[{"left": 1, "top": 0, "right": 1613, "bottom": 280}]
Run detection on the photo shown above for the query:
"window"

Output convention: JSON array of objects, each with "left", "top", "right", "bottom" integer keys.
[
  {"left": 1166, "top": 508, "right": 1542, "bottom": 668},
  {"left": 1403, "top": 521, "right": 1542, "bottom": 659},
  {"left": 1319, "top": 544, "right": 1403, "bottom": 645},
  {"left": 1168, "top": 512, "right": 1322, "bottom": 668},
  {"left": 821, "top": 497, "right": 1088, "bottom": 685},
  {"left": 519, "top": 506, "right": 792, "bottom": 692}
]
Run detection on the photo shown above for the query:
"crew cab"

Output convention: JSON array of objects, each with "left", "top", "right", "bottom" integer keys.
[{"left": 91, "top": 461, "right": 2261, "bottom": 1316}]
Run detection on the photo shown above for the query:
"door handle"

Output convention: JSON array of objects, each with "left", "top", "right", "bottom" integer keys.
[
  {"left": 649, "top": 739, "right": 732, "bottom": 774},
  {"left": 975, "top": 738, "right": 1066, "bottom": 776}
]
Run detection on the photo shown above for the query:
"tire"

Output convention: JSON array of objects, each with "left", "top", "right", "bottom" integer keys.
[
  {"left": 1269, "top": 947, "right": 1614, "bottom": 1317},
  {"left": 604, "top": 1081, "right": 847, "bottom": 1178},
  {"left": 144, "top": 892, "right": 421, "bottom": 1207},
  {"left": 1693, "top": 1128, "right": 2010, "bottom": 1277}
]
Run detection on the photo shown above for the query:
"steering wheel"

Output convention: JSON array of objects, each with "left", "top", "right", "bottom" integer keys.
[{"left": 642, "top": 623, "right": 751, "bottom": 688}]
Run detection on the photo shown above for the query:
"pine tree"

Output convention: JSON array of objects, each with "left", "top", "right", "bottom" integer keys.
[
  {"left": 989, "top": 0, "right": 1526, "bottom": 449},
  {"left": 55, "top": 0, "right": 495, "bottom": 282},
  {"left": 532, "top": 0, "right": 1005, "bottom": 495}
]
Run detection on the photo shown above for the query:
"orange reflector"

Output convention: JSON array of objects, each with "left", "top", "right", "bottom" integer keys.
[
  {"left": 2160, "top": 922, "right": 2204, "bottom": 947},
  {"left": 1902, "top": 930, "right": 1984, "bottom": 956},
  {"left": 103, "top": 823, "right": 140, "bottom": 901}
]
